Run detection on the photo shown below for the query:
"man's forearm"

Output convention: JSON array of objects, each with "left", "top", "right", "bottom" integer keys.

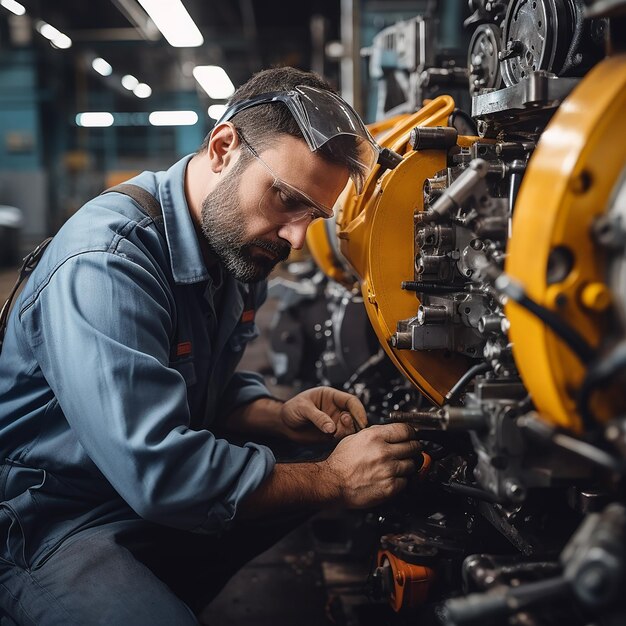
[
  {"left": 224, "top": 397, "right": 289, "bottom": 438},
  {"left": 239, "top": 423, "right": 423, "bottom": 518},
  {"left": 238, "top": 461, "right": 342, "bottom": 518}
]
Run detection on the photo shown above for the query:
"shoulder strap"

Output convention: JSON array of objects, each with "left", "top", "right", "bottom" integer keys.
[
  {"left": 0, "top": 237, "right": 54, "bottom": 353},
  {"left": 0, "top": 183, "right": 164, "bottom": 354},
  {"left": 101, "top": 183, "right": 164, "bottom": 230}
]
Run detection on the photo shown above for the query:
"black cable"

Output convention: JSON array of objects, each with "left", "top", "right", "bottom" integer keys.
[
  {"left": 445, "top": 362, "right": 492, "bottom": 404},
  {"left": 493, "top": 273, "right": 596, "bottom": 365},
  {"left": 448, "top": 109, "right": 478, "bottom": 136},
  {"left": 442, "top": 481, "right": 504, "bottom": 504},
  {"left": 578, "top": 341, "right": 626, "bottom": 428}
]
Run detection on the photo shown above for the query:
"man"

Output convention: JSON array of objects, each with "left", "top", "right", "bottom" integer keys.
[{"left": 0, "top": 67, "right": 420, "bottom": 624}]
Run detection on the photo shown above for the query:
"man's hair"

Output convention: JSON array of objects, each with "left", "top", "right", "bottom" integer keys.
[{"left": 199, "top": 66, "right": 362, "bottom": 180}]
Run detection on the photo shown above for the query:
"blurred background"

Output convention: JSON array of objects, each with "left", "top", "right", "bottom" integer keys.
[{"left": 0, "top": 0, "right": 467, "bottom": 255}]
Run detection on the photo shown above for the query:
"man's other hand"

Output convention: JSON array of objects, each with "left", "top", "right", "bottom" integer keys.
[{"left": 279, "top": 387, "right": 368, "bottom": 444}]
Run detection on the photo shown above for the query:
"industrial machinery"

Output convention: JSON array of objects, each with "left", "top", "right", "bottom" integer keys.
[{"left": 270, "top": 1, "right": 626, "bottom": 623}]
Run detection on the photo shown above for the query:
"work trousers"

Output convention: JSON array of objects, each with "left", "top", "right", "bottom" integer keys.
[{"left": 0, "top": 511, "right": 305, "bottom": 625}]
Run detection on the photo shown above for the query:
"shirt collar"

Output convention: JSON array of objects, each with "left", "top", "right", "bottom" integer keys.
[{"left": 156, "top": 154, "right": 211, "bottom": 285}]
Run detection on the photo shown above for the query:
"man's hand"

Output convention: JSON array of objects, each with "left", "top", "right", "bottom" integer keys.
[
  {"left": 325, "top": 423, "right": 421, "bottom": 508},
  {"left": 279, "top": 387, "right": 368, "bottom": 444},
  {"left": 239, "top": 422, "right": 422, "bottom": 517}
]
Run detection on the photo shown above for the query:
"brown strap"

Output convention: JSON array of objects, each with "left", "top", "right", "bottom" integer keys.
[
  {"left": 101, "top": 183, "right": 164, "bottom": 228},
  {"left": 0, "top": 237, "right": 54, "bottom": 352},
  {"left": 0, "top": 183, "right": 165, "bottom": 354}
]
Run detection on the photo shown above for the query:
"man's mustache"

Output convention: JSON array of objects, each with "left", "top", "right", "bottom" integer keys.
[{"left": 246, "top": 238, "right": 291, "bottom": 262}]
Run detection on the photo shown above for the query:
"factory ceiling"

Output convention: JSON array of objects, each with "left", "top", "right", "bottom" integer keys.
[{"left": 1, "top": 0, "right": 341, "bottom": 110}]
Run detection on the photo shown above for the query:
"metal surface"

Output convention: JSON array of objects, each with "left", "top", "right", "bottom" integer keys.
[
  {"left": 337, "top": 96, "right": 474, "bottom": 405},
  {"left": 605, "top": 167, "right": 626, "bottom": 333},
  {"left": 506, "top": 54, "right": 626, "bottom": 431},
  {"left": 472, "top": 70, "right": 579, "bottom": 120},
  {"left": 500, "top": 0, "right": 570, "bottom": 86},
  {"left": 468, "top": 23, "right": 502, "bottom": 95}
]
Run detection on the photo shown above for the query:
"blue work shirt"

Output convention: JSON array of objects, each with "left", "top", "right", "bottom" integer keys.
[{"left": 0, "top": 155, "right": 276, "bottom": 566}]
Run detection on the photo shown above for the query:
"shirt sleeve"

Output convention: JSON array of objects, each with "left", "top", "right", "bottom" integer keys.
[
  {"left": 20, "top": 247, "right": 275, "bottom": 533},
  {"left": 217, "top": 279, "right": 277, "bottom": 417}
]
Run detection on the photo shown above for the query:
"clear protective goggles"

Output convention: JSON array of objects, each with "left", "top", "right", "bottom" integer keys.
[
  {"left": 214, "top": 85, "right": 380, "bottom": 194},
  {"left": 239, "top": 133, "right": 334, "bottom": 224}
]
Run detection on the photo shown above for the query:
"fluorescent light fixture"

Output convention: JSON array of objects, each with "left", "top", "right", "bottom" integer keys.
[
  {"left": 136, "top": 0, "right": 203, "bottom": 47},
  {"left": 0, "top": 0, "right": 26, "bottom": 16},
  {"left": 149, "top": 111, "right": 199, "bottom": 126},
  {"left": 192, "top": 66, "right": 235, "bottom": 99},
  {"left": 36, "top": 20, "right": 72, "bottom": 49},
  {"left": 208, "top": 104, "right": 227, "bottom": 120},
  {"left": 92, "top": 57, "right": 112, "bottom": 77},
  {"left": 121, "top": 74, "right": 139, "bottom": 90},
  {"left": 75, "top": 112, "right": 114, "bottom": 127},
  {"left": 51, "top": 35, "right": 72, "bottom": 49},
  {"left": 133, "top": 83, "right": 152, "bottom": 98}
]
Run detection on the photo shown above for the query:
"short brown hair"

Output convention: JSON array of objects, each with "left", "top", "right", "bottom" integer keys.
[{"left": 199, "top": 66, "right": 362, "bottom": 180}]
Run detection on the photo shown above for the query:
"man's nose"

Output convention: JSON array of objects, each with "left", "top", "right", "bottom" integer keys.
[{"left": 276, "top": 219, "right": 310, "bottom": 250}]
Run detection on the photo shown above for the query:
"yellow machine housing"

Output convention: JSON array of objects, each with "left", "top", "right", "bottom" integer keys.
[
  {"left": 332, "top": 96, "right": 481, "bottom": 405},
  {"left": 506, "top": 53, "right": 626, "bottom": 432}
]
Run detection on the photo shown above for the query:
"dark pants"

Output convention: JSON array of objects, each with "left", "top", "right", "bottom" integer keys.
[{"left": 0, "top": 512, "right": 306, "bottom": 625}]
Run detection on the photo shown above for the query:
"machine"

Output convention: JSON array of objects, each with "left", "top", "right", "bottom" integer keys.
[{"left": 269, "top": 1, "right": 626, "bottom": 623}]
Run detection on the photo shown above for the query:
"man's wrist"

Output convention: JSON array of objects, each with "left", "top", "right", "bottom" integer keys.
[
  {"left": 239, "top": 458, "right": 346, "bottom": 518},
  {"left": 316, "top": 458, "right": 345, "bottom": 507}
]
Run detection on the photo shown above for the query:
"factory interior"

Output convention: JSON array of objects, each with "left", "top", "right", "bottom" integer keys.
[{"left": 1, "top": 0, "right": 626, "bottom": 624}]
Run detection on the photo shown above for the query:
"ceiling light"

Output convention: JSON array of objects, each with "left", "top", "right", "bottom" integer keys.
[
  {"left": 208, "top": 104, "right": 227, "bottom": 120},
  {"left": 121, "top": 74, "right": 139, "bottom": 91},
  {"left": 36, "top": 20, "right": 72, "bottom": 49},
  {"left": 51, "top": 35, "right": 72, "bottom": 49},
  {"left": 0, "top": 0, "right": 26, "bottom": 16},
  {"left": 136, "top": 0, "right": 203, "bottom": 47},
  {"left": 92, "top": 57, "right": 112, "bottom": 77},
  {"left": 149, "top": 111, "right": 199, "bottom": 126},
  {"left": 192, "top": 66, "right": 235, "bottom": 99},
  {"left": 75, "top": 112, "right": 114, "bottom": 127},
  {"left": 133, "top": 83, "right": 152, "bottom": 98}
]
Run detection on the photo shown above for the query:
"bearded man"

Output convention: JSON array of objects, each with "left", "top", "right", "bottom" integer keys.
[{"left": 0, "top": 67, "right": 421, "bottom": 625}]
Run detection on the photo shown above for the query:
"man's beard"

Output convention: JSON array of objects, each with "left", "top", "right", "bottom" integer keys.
[{"left": 199, "top": 160, "right": 291, "bottom": 283}]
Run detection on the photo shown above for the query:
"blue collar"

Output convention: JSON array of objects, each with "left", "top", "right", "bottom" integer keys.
[{"left": 156, "top": 154, "right": 211, "bottom": 285}]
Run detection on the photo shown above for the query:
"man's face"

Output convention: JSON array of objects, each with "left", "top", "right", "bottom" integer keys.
[{"left": 200, "top": 134, "right": 349, "bottom": 283}]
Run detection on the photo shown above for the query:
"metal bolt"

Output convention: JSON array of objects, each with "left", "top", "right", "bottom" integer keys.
[
  {"left": 580, "top": 282, "right": 612, "bottom": 312},
  {"left": 499, "top": 39, "right": 523, "bottom": 61},
  {"left": 504, "top": 479, "right": 526, "bottom": 502},
  {"left": 605, "top": 425, "right": 620, "bottom": 441}
]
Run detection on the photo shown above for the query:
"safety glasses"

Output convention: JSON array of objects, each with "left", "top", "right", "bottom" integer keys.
[
  {"left": 215, "top": 85, "right": 380, "bottom": 193},
  {"left": 239, "top": 134, "right": 334, "bottom": 225}
]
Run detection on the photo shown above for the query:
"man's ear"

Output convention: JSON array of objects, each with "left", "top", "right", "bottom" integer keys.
[{"left": 208, "top": 122, "right": 241, "bottom": 174}]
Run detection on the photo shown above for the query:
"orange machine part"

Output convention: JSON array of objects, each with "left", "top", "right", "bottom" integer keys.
[{"left": 377, "top": 550, "right": 435, "bottom": 612}]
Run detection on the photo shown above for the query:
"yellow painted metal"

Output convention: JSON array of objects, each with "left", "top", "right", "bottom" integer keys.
[
  {"left": 505, "top": 54, "right": 626, "bottom": 432},
  {"left": 335, "top": 96, "right": 481, "bottom": 404},
  {"left": 338, "top": 97, "right": 458, "bottom": 282},
  {"left": 304, "top": 114, "right": 416, "bottom": 288},
  {"left": 306, "top": 218, "right": 355, "bottom": 287}
]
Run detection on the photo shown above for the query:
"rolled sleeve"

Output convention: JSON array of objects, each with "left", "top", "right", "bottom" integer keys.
[
  {"left": 200, "top": 441, "right": 275, "bottom": 533},
  {"left": 218, "top": 371, "right": 274, "bottom": 418},
  {"left": 20, "top": 249, "right": 275, "bottom": 531}
]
